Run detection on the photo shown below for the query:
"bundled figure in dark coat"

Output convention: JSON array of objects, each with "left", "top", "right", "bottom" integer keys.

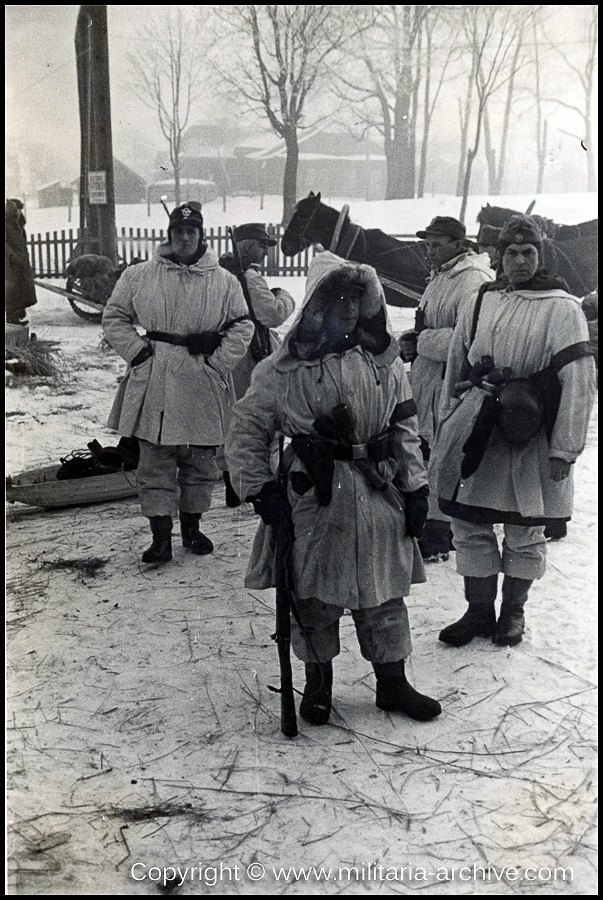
[
  {"left": 226, "top": 251, "right": 442, "bottom": 726},
  {"left": 5, "top": 199, "right": 37, "bottom": 325},
  {"left": 103, "top": 202, "right": 254, "bottom": 564},
  {"left": 433, "top": 216, "right": 596, "bottom": 648}
]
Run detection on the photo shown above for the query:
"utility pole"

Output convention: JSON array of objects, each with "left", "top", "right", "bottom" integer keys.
[{"left": 75, "top": 5, "right": 117, "bottom": 263}]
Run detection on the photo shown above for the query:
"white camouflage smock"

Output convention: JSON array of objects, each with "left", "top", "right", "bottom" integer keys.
[
  {"left": 434, "top": 284, "right": 596, "bottom": 524},
  {"left": 225, "top": 252, "right": 427, "bottom": 608},
  {"left": 103, "top": 244, "right": 254, "bottom": 446}
]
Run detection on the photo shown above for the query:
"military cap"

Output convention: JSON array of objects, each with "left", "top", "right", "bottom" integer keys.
[
  {"left": 498, "top": 215, "right": 543, "bottom": 247},
  {"left": 168, "top": 201, "right": 204, "bottom": 233},
  {"left": 233, "top": 223, "right": 277, "bottom": 246},
  {"left": 416, "top": 216, "right": 466, "bottom": 241}
]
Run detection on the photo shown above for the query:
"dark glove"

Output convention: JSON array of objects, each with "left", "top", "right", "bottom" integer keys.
[
  {"left": 414, "top": 308, "right": 427, "bottom": 333},
  {"left": 404, "top": 485, "right": 429, "bottom": 538},
  {"left": 399, "top": 330, "right": 418, "bottom": 363},
  {"left": 186, "top": 332, "right": 223, "bottom": 356},
  {"left": 247, "top": 481, "right": 292, "bottom": 531},
  {"left": 131, "top": 343, "right": 153, "bottom": 367}
]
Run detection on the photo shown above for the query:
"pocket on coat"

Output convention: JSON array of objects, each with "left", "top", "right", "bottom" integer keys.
[{"left": 129, "top": 356, "right": 153, "bottom": 378}]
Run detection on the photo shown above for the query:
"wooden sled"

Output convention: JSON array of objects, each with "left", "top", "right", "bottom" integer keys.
[{"left": 6, "top": 464, "right": 139, "bottom": 510}]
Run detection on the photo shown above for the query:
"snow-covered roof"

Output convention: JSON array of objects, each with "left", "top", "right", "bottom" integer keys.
[
  {"left": 150, "top": 178, "right": 216, "bottom": 187},
  {"left": 37, "top": 180, "right": 69, "bottom": 192}
]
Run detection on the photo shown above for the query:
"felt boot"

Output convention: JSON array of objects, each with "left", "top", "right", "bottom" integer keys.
[
  {"left": 439, "top": 575, "right": 498, "bottom": 646},
  {"left": 493, "top": 576, "right": 532, "bottom": 646},
  {"left": 141, "top": 516, "right": 173, "bottom": 564},
  {"left": 180, "top": 512, "right": 214, "bottom": 555},
  {"left": 299, "top": 661, "right": 333, "bottom": 725},
  {"left": 373, "top": 661, "right": 441, "bottom": 721}
]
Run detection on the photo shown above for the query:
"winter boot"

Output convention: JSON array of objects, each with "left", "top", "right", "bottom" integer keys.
[
  {"left": 438, "top": 575, "right": 498, "bottom": 646},
  {"left": 373, "top": 661, "right": 442, "bottom": 721},
  {"left": 141, "top": 516, "right": 173, "bottom": 564},
  {"left": 180, "top": 512, "right": 214, "bottom": 555},
  {"left": 299, "top": 661, "right": 333, "bottom": 725},
  {"left": 418, "top": 519, "right": 453, "bottom": 562},
  {"left": 493, "top": 576, "right": 532, "bottom": 646},
  {"left": 223, "top": 471, "right": 241, "bottom": 508}
]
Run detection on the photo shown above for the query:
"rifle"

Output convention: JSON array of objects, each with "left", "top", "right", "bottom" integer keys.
[
  {"left": 271, "top": 435, "right": 298, "bottom": 738},
  {"left": 227, "top": 226, "right": 273, "bottom": 362}
]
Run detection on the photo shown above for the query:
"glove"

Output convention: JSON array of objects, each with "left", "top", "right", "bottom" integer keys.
[
  {"left": 549, "top": 458, "right": 572, "bottom": 482},
  {"left": 248, "top": 481, "right": 292, "bottom": 531},
  {"left": 404, "top": 485, "right": 429, "bottom": 538},
  {"left": 131, "top": 344, "right": 153, "bottom": 367},
  {"left": 399, "top": 330, "right": 418, "bottom": 363},
  {"left": 186, "top": 332, "right": 223, "bottom": 356}
]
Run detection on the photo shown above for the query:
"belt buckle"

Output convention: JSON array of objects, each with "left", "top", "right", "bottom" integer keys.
[{"left": 351, "top": 443, "right": 368, "bottom": 460}]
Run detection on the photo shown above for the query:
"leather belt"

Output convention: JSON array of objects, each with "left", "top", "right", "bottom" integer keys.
[{"left": 146, "top": 330, "right": 189, "bottom": 346}]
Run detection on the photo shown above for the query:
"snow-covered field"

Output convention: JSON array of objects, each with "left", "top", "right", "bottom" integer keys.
[
  {"left": 23, "top": 191, "right": 599, "bottom": 238},
  {"left": 6, "top": 193, "right": 598, "bottom": 895}
]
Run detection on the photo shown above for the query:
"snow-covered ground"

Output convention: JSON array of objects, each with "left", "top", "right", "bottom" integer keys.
[
  {"left": 6, "top": 193, "right": 598, "bottom": 895},
  {"left": 23, "top": 191, "right": 599, "bottom": 238}
]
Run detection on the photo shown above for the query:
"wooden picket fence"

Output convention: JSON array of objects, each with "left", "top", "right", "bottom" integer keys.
[{"left": 27, "top": 224, "right": 426, "bottom": 279}]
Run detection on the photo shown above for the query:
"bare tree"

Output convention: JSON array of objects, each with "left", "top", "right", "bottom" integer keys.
[
  {"left": 482, "top": 29, "right": 525, "bottom": 195},
  {"left": 458, "top": 7, "right": 525, "bottom": 223},
  {"left": 417, "top": 7, "right": 462, "bottom": 198},
  {"left": 456, "top": 45, "right": 478, "bottom": 197},
  {"left": 543, "top": 5, "right": 598, "bottom": 192},
  {"left": 128, "top": 9, "right": 204, "bottom": 207},
  {"left": 211, "top": 5, "right": 369, "bottom": 223},
  {"left": 333, "top": 5, "right": 431, "bottom": 200},
  {"left": 528, "top": 7, "right": 551, "bottom": 195}
]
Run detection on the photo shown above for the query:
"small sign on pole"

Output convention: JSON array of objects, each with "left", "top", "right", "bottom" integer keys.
[{"left": 89, "top": 170, "right": 107, "bottom": 205}]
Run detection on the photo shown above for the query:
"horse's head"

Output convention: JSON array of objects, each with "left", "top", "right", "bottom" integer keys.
[
  {"left": 281, "top": 191, "right": 322, "bottom": 257},
  {"left": 478, "top": 204, "right": 523, "bottom": 229}
]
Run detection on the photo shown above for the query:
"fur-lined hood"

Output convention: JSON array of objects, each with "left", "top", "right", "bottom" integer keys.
[{"left": 273, "top": 251, "right": 399, "bottom": 370}]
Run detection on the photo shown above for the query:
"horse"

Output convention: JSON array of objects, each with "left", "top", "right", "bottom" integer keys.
[
  {"left": 281, "top": 192, "right": 430, "bottom": 308},
  {"left": 476, "top": 204, "right": 598, "bottom": 297}
]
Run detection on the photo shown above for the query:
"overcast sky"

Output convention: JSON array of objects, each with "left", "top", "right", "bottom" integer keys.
[{"left": 5, "top": 6, "right": 175, "bottom": 176}]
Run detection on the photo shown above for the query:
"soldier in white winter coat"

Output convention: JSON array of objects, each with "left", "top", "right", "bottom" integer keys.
[
  {"left": 433, "top": 215, "right": 596, "bottom": 648},
  {"left": 226, "top": 251, "right": 442, "bottom": 727},
  {"left": 218, "top": 223, "right": 295, "bottom": 507},
  {"left": 103, "top": 202, "right": 254, "bottom": 564},
  {"left": 399, "top": 216, "right": 494, "bottom": 562}
]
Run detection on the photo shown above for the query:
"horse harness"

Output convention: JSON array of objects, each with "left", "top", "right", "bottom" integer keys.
[
  {"left": 329, "top": 205, "right": 362, "bottom": 258},
  {"left": 291, "top": 197, "right": 425, "bottom": 303}
]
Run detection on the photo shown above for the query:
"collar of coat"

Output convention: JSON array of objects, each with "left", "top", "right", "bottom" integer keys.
[
  {"left": 486, "top": 268, "right": 572, "bottom": 294},
  {"left": 156, "top": 241, "right": 218, "bottom": 271},
  {"left": 429, "top": 250, "right": 492, "bottom": 281},
  {"left": 274, "top": 332, "right": 399, "bottom": 373}
]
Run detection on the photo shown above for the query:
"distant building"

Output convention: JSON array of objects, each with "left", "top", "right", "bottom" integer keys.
[
  {"left": 164, "top": 124, "right": 387, "bottom": 200},
  {"left": 37, "top": 181, "right": 73, "bottom": 208},
  {"left": 146, "top": 178, "right": 219, "bottom": 206},
  {"left": 113, "top": 159, "right": 146, "bottom": 204},
  {"left": 250, "top": 129, "right": 387, "bottom": 201}
]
